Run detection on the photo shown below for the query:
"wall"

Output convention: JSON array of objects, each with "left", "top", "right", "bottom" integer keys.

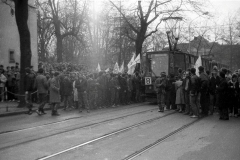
[{"left": 0, "top": 0, "right": 38, "bottom": 70}]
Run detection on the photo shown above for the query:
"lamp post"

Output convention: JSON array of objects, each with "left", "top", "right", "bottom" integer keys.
[{"left": 188, "top": 12, "right": 209, "bottom": 55}]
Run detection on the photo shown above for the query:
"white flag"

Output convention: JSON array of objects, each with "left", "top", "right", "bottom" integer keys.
[
  {"left": 134, "top": 54, "right": 140, "bottom": 64},
  {"left": 128, "top": 63, "right": 136, "bottom": 75},
  {"left": 128, "top": 54, "right": 135, "bottom": 69},
  {"left": 119, "top": 61, "right": 124, "bottom": 73},
  {"left": 113, "top": 62, "right": 119, "bottom": 74},
  {"left": 194, "top": 56, "right": 202, "bottom": 76},
  {"left": 96, "top": 63, "right": 101, "bottom": 72}
]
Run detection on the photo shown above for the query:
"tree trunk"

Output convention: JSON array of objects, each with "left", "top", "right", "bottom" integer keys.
[
  {"left": 14, "top": 0, "right": 32, "bottom": 108},
  {"left": 56, "top": 35, "right": 63, "bottom": 62}
]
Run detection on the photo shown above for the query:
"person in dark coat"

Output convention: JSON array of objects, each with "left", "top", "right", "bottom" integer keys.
[
  {"left": 75, "top": 74, "right": 89, "bottom": 112},
  {"left": 183, "top": 71, "right": 191, "bottom": 115},
  {"left": 155, "top": 72, "right": 167, "bottom": 112},
  {"left": 228, "top": 74, "right": 239, "bottom": 117},
  {"left": 190, "top": 68, "right": 200, "bottom": 118},
  {"left": 217, "top": 71, "right": 229, "bottom": 120},
  {"left": 198, "top": 66, "right": 210, "bottom": 116},
  {"left": 35, "top": 68, "right": 48, "bottom": 115},
  {"left": 24, "top": 67, "right": 36, "bottom": 115},
  {"left": 209, "top": 67, "right": 220, "bottom": 115},
  {"left": 61, "top": 73, "right": 73, "bottom": 110},
  {"left": 49, "top": 71, "right": 60, "bottom": 116},
  {"left": 133, "top": 72, "right": 141, "bottom": 102}
]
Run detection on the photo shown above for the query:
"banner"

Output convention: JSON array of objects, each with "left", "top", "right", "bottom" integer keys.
[
  {"left": 113, "top": 62, "right": 119, "bottom": 74},
  {"left": 128, "top": 54, "right": 135, "bottom": 69},
  {"left": 96, "top": 63, "right": 101, "bottom": 72},
  {"left": 194, "top": 56, "right": 202, "bottom": 76},
  {"left": 119, "top": 61, "right": 124, "bottom": 73}
]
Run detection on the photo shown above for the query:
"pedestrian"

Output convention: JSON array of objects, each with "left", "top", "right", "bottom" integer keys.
[
  {"left": 73, "top": 73, "right": 79, "bottom": 109},
  {"left": 209, "top": 67, "right": 220, "bottom": 115},
  {"left": 0, "top": 69, "right": 7, "bottom": 102},
  {"left": 198, "top": 66, "right": 210, "bottom": 116},
  {"left": 75, "top": 74, "right": 90, "bottom": 112},
  {"left": 61, "top": 73, "right": 73, "bottom": 110},
  {"left": 24, "top": 67, "right": 36, "bottom": 115},
  {"left": 175, "top": 75, "right": 185, "bottom": 113},
  {"left": 190, "top": 68, "right": 200, "bottom": 118},
  {"left": 134, "top": 72, "right": 141, "bottom": 103},
  {"left": 155, "top": 72, "right": 167, "bottom": 112},
  {"left": 49, "top": 71, "right": 60, "bottom": 116},
  {"left": 183, "top": 71, "right": 191, "bottom": 115},
  {"left": 228, "top": 74, "right": 239, "bottom": 117},
  {"left": 87, "top": 74, "right": 96, "bottom": 109},
  {"left": 217, "top": 71, "right": 229, "bottom": 120},
  {"left": 35, "top": 68, "right": 49, "bottom": 115}
]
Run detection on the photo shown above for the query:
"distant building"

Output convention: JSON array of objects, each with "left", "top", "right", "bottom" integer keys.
[
  {"left": 0, "top": 0, "right": 38, "bottom": 70},
  {"left": 177, "top": 36, "right": 240, "bottom": 70},
  {"left": 177, "top": 36, "right": 217, "bottom": 56}
]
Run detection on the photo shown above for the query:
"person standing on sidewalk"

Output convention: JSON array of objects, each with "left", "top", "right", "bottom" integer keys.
[
  {"left": 155, "top": 72, "right": 167, "bottom": 112},
  {"left": 75, "top": 74, "right": 90, "bottom": 113},
  {"left": 0, "top": 69, "right": 7, "bottom": 102},
  {"left": 49, "top": 71, "right": 60, "bottom": 116},
  {"left": 190, "top": 68, "right": 200, "bottom": 118},
  {"left": 198, "top": 66, "right": 210, "bottom": 117},
  {"left": 35, "top": 68, "right": 48, "bottom": 115},
  {"left": 24, "top": 67, "right": 36, "bottom": 115}
]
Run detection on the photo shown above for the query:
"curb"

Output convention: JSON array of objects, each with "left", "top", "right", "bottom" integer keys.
[{"left": 0, "top": 105, "right": 64, "bottom": 118}]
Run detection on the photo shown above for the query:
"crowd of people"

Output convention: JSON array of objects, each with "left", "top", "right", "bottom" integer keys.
[
  {"left": 0, "top": 62, "right": 144, "bottom": 116},
  {"left": 155, "top": 66, "right": 239, "bottom": 120},
  {"left": 1, "top": 62, "right": 239, "bottom": 120}
]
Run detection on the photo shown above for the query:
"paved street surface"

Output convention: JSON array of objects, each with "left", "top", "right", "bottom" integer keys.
[{"left": 0, "top": 103, "right": 239, "bottom": 160}]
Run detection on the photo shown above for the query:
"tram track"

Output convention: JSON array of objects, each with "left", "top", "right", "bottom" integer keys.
[
  {"left": 36, "top": 111, "right": 177, "bottom": 160},
  {"left": 0, "top": 106, "right": 159, "bottom": 150},
  {"left": 0, "top": 103, "right": 146, "bottom": 135},
  {"left": 122, "top": 117, "right": 203, "bottom": 160}
]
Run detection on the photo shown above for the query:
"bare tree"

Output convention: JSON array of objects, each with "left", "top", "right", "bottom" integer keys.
[{"left": 110, "top": 0, "right": 206, "bottom": 58}]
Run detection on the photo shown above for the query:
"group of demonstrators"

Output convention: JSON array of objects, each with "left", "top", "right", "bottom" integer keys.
[
  {"left": 23, "top": 62, "right": 144, "bottom": 116},
  {"left": 155, "top": 66, "right": 239, "bottom": 120},
  {"left": 1, "top": 60, "right": 240, "bottom": 120}
]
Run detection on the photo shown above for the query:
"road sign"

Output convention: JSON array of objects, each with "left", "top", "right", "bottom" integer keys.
[{"left": 145, "top": 77, "right": 152, "bottom": 85}]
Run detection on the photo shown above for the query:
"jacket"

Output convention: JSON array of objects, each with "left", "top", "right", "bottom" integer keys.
[
  {"left": 190, "top": 74, "right": 199, "bottom": 95},
  {"left": 24, "top": 73, "right": 36, "bottom": 92},
  {"left": 199, "top": 72, "right": 209, "bottom": 93},
  {"left": 35, "top": 74, "right": 48, "bottom": 94},
  {"left": 155, "top": 77, "right": 167, "bottom": 94},
  {"left": 75, "top": 77, "right": 88, "bottom": 92},
  {"left": 209, "top": 76, "right": 220, "bottom": 95}
]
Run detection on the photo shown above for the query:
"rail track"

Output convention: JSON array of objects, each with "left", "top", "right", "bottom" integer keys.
[
  {"left": 0, "top": 103, "right": 147, "bottom": 135},
  {"left": 36, "top": 111, "right": 177, "bottom": 160},
  {"left": 0, "top": 106, "right": 159, "bottom": 150}
]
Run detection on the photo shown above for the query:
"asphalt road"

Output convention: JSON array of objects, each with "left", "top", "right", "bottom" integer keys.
[{"left": 0, "top": 103, "right": 239, "bottom": 160}]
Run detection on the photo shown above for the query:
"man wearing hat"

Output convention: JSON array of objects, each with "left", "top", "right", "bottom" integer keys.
[{"left": 155, "top": 72, "right": 167, "bottom": 112}]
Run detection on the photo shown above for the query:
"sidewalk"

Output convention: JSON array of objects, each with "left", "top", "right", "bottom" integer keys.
[{"left": 0, "top": 101, "right": 57, "bottom": 117}]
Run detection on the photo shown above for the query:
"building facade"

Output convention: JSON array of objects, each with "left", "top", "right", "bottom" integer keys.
[{"left": 0, "top": 0, "right": 38, "bottom": 70}]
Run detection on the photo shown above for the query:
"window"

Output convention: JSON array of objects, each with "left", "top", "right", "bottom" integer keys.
[{"left": 9, "top": 50, "right": 15, "bottom": 63}]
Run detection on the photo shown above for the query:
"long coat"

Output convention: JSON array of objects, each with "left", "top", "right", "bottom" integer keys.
[
  {"left": 175, "top": 80, "right": 185, "bottom": 104},
  {"left": 49, "top": 77, "right": 61, "bottom": 103}
]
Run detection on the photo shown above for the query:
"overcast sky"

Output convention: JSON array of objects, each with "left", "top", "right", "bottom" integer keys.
[{"left": 209, "top": 0, "right": 240, "bottom": 21}]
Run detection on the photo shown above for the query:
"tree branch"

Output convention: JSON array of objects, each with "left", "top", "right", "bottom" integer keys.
[{"left": 109, "top": 0, "right": 139, "bottom": 34}]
